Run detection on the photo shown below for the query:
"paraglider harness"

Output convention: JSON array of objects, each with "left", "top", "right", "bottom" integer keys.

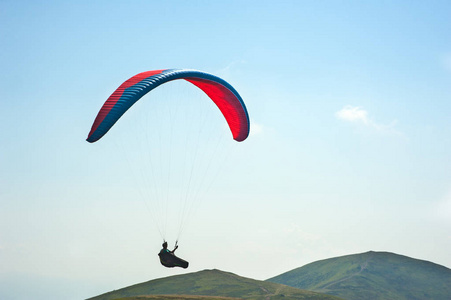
[{"left": 158, "top": 240, "right": 189, "bottom": 269}]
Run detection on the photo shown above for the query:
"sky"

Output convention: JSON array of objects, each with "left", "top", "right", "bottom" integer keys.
[{"left": 1, "top": 1, "right": 451, "bottom": 299}]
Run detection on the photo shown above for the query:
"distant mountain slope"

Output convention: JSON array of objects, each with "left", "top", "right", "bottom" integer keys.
[
  {"left": 267, "top": 251, "right": 451, "bottom": 300},
  {"left": 104, "top": 296, "right": 242, "bottom": 300},
  {"left": 108, "top": 296, "right": 241, "bottom": 300},
  {"left": 88, "top": 269, "right": 343, "bottom": 300}
]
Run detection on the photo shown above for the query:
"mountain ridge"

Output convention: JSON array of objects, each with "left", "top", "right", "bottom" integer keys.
[
  {"left": 88, "top": 251, "right": 451, "bottom": 300},
  {"left": 88, "top": 269, "right": 343, "bottom": 300},
  {"left": 267, "top": 251, "right": 451, "bottom": 300}
]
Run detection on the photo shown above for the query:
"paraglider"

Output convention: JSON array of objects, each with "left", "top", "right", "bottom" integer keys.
[
  {"left": 87, "top": 69, "right": 250, "bottom": 269},
  {"left": 158, "top": 241, "right": 189, "bottom": 269}
]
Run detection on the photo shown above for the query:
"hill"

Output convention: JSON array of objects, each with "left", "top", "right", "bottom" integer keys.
[
  {"left": 99, "top": 296, "right": 242, "bottom": 300},
  {"left": 267, "top": 251, "right": 451, "bottom": 300},
  {"left": 88, "top": 269, "right": 343, "bottom": 300}
]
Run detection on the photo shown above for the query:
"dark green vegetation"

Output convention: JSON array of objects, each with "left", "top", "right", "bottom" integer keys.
[
  {"left": 88, "top": 269, "right": 343, "bottom": 300},
  {"left": 267, "top": 251, "right": 451, "bottom": 300},
  {"left": 109, "top": 296, "right": 242, "bottom": 300}
]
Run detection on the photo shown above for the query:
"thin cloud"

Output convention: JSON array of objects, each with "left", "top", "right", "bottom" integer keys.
[
  {"left": 336, "top": 105, "right": 403, "bottom": 136},
  {"left": 215, "top": 60, "right": 247, "bottom": 78},
  {"left": 250, "top": 121, "right": 263, "bottom": 136},
  {"left": 441, "top": 53, "right": 451, "bottom": 72},
  {"left": 335, "top": 106, "right": 369, "bottom": 124}
]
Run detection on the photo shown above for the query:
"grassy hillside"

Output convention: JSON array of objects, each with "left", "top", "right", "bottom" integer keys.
[
  {"left": 267, "top": 251, "right": 451, "bottom": 300},
  {"left": 88, "top": 269, "right": 343, "bottom": 300},
  {"left": 111, "top": 296, "right": 242, "bottom": 300}
]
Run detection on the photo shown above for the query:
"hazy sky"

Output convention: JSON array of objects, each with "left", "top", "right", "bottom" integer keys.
[{"left": 1, "top": 1, "right": 450, "bottom": 299}]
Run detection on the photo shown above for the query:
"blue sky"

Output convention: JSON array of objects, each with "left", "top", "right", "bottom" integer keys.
[{"left": 1, "top": 1, "right": 451, "bottom": 299}]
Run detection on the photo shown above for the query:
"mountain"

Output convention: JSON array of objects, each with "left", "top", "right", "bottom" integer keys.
[
  {"left": 267, "top": 251, "right": 451, "bottom": 300},
  {"left": 88, "top": 269, "right": 343, "bottom": 300}
]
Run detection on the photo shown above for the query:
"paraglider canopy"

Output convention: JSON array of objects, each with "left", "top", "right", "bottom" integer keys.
[{"left": 87, "top": 69, "right": 250, "bottom": 143}]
